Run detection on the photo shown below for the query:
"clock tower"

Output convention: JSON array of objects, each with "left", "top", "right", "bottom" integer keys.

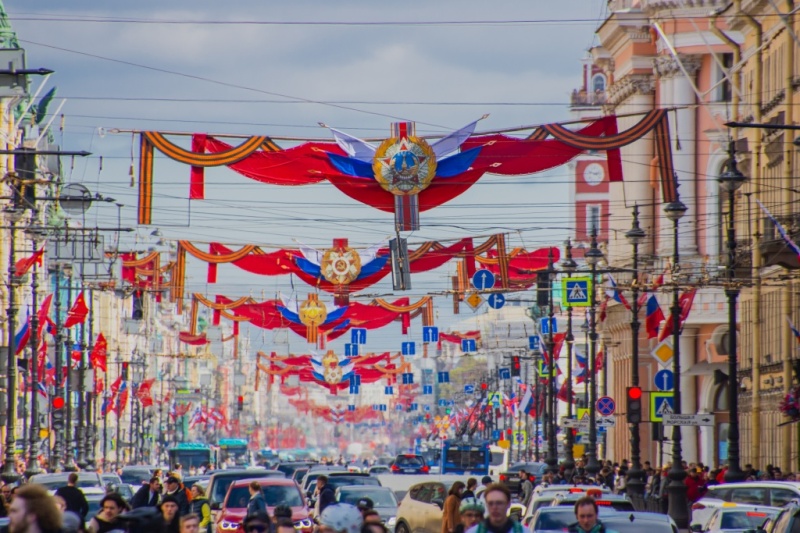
[{"left": 570, "top": 56, "right": 610, "bottom": 247}]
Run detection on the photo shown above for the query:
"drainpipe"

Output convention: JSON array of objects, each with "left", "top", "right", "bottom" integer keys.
[{"left": 736, "top": 0, "right": 763, "bottom": 468}]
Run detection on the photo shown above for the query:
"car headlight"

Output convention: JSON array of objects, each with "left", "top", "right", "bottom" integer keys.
[
  {"left": 219, "top": 521, "right": 239, "bottom": 531},
  {"left": 386, "top": 517, "right": 397, "bottom": 528},
  {"left": 294, "top": 519, "right": 313, "bottom": 529}
]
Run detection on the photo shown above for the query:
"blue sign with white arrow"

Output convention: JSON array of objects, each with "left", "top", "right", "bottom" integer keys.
[
  {"left": 472, "top": 269, "right": 496, "bottom": 291},
  {"left": 540, "top": 317, "right": 558, "bottom": 334},
  {"left": 464, "top": 384, "right": 475, "bottom": 394},
  {"left": 345, "top": 344, "right": 359, "bottom": 357},
  {"left": 422, "top": 326, "right": 439, "bottom": 343},
  {"left": 487, "top": 293, "right": 506, "bottom": 309},
  {"left": 351, "top": 328, "right": 367, "bottom": 345},
  {"left": 528, "top": 336, "right": 541, "bottom": 351},
  {"left": 461, "top": 339, "right": 477, "bottom": 353},
  {"left": 401, "top": 342, "right": 416, "bottom": 356},
  {"left": 654, "top": 369, "right": 675, "bottom": 391},
  {"left": 498, "top": 368, "right": 511, "bottom": 380}
]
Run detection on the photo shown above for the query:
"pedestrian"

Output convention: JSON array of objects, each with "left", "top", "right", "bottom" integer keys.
[
  {"left": 455, "top": 498, "right": 484, "bottom": 533},
  {"left": 476, "top": 476, "right": 492, "bottom": 503},
  {"left": 355, "top": 498, "right": 374, "bottom": 520},
  {"left": 465, "top": 484, "right": 530, "bottom": 533},
  {"left": 132, "top": 476, "right": 162, "bottom": 509},
  {"left": 180, "top": 514, "right": 201, "bottom": 533},
  {"left": 247, "top": 481, "right": 268, "bottom": 517},
  {"left": 273, "top": 504, "right": 292, "bottom": 526},
  {"left": 190, "top": 484, "right": 211, "bottom": 533},
  {"left": 316, "top": 475, "right": 336, "bottom": 516},
  {"left": 442, "top": 482, "right": 465, "bottom": 533},
  {"left": 462, "top": 479, "right": 477, "bottom": 500},
  {"left": 243, "top": 513, "right": 272, "bottom": 533},
  {"left": 160, "top": 495, "right": 181, "bottom": 533},
  {"left": 685, "top": 468, "right": 707, "bottom": 503},
  {"left": 54, "top": 473, "right": 90, "bottom": 520},
  {"left": 317, "top": 503, "right": 363, "bottom": 533},
  {"left": 87, "top": 493, "right": 128, "bottom": 533},
  {"left": 567, "top": 496, "right": 606, "bottom": 533},
  {"left": 519, "top": 472, "right": 533, "bottom": 507},
  {"left": 164, "top": 476, "right": 190, "bottom": 516},
  {"left": 8, "top": 484, "right": 62, "bottom": 533}
]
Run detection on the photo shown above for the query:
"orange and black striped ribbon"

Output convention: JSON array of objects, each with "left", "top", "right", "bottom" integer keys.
[
  {"left": 496, "top": 233, "right": 510, "bottom": 290},
  {"left": 138, "top": 136, "right": 154, "bottom": 225}
]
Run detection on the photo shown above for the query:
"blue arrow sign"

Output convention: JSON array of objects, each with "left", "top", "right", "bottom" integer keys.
[
  {"left": 654, "top": 369, "right": 675, "bottom": 391},
  {"left": 461, "top": 339, "right": 477, "bottom": 353},
  {"left": 401, "top": 342, "right": 416, "bottom": 356},
  {"left": 528, "top": 336, "right": 541, "bottom": 351},
  {"left": 487, "top": 293, "right": 506, "bottom": 309},
  {"left": 540, "top": 317, "right": 558, "bottom": 334},
  {"left": 422, "top": 326, "right": 439, "bottom": 343},
  {"left": 471, "top": 269, "right": 496, "bottom": 290},
  {"left": 491, "top": 430, "right": 501, "bottom": 441},
  {"left": 345, "top": 344, "right": 359, "bottom": 357},
  {"left": 464, "top": 384, "right": 475, "bottom": 394},
  {"left": 498, "top": 368, "right": 511, "bottom": 380},
  {"left": 351, "top": 328, "right": 367, "bottom": 345}
]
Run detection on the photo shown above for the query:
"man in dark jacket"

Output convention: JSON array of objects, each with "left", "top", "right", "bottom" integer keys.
[
  {"left": 164, "top": 476, "right": 190, "bottom": 516},
  {"left": 131, "top": 477, "right": 162, "bottom": 509},
  {"left": 315, "top": 476, "right": 335, "bottom": 515},
  {"left": 54, "top": 473, "right": 89, "bottom": 520}
]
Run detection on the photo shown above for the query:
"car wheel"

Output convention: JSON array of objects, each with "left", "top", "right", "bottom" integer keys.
[{"left": 395, "top": 522, "right": 410, "bottom": 533}]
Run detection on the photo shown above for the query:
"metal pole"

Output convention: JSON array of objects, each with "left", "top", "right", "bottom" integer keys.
[
  {"left": 564, "top": 300, "right": 575, "bottom": 474},
  {"left": 534, "top": 356, "right": 540, "bottom": 462},
  {"left": 64, "top": 276, "right": 77, "bottom": 471},
  {"left": 52, "top": 264, "right": 63, "bottom": 471},
  {"left": 2, "top": 218, "right": 20, "bottom": 482},
  {"left": 585, "top": 230, "right": 601, "bottom": 476},
  {"left": 76, "top": 299, "right": 86, "bottom": 469},
  {"left": 545, "top": 251, "right": 558, "bottom": 474},
  {"left": 25, "top": 235, "right": 41, "bottom": 477},
  {"left": 626, "top": 205, "right": 645, "bottom": 497},
  {"left": 86, "top": 291, "right": 95, "bottom": 469}
]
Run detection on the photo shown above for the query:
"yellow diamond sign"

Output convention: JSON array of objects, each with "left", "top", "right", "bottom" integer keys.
[
  {"left": 651, "top": 339, "right": 674, "bottom": 366},
  {"left": 466, "top": 291, "right": 484, "bottom": 310}
]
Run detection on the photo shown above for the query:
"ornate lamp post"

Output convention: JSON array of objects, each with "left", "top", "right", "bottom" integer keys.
[
  {"left": 584, "top": 229, "right": 604, "bottom": 476},
  {"left": 545, "top": 250, "right": 559, "bottom": 474},
  {"left": 625, "top": 205, "right": 646, "bottom": 497},
  {"left": 664, "top": 198, "right": 689, "bottom": 528},
  {"left": 561, "top": 239, "right": 578, "bottom": 474},
  {"left": 719, "top": 141, "right": 747, "bottom": 483}
]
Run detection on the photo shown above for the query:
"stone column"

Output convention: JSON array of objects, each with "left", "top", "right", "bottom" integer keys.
[{"left": 679, "top": 326, "right": 699, "bottom": 462}]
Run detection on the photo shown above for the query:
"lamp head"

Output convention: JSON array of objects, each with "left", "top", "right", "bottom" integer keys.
[
  {"left": 625, "top": 205, "right": 646, "bottom": 246},
  {"left": 560, "top": 239, "right": 578, "bottom": 272},
  {"left": 663, "top": 200, "right": 687, "bottom": 222},
  {"left": 718, "top": 141, "right": 747, "bottom": 193}
]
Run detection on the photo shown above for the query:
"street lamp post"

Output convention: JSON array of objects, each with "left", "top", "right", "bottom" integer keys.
[
  {"left": 625, "top": 205, "right": 646, "bottom": 498},
  {"left": 561, "top": 239, "right": 578, "bottom": 475},
  {"left": 719, "top": 141, "right": 747, "bottom": 483},
  {"left": 2, "top": 209, "right": 23, "bottom": 483},
  {"left": 664, "top": 198, "right": 689, "bottom": 528},
  {"left": 545, "top": 250, "right": 558, "bottom": 474},
  {"left": 25, "top": 232, "right": 43, "bottom": 478},
  {"left": 584, "top": 229, "right": 603, "bottom": 476}
]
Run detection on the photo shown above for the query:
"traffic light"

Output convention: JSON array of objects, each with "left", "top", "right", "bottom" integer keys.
[
  {"left": 121, "top": 362, "right": 129, "bottom": 380},
  {"left": 626, "top": 386, "right": 643, "bottom": 423},
  {"left": 52, "top": 397, "right": 65, "bottom": 428},
  {"left": 237, "top": 395, "right": 244, "bottom": 412},
  {"left": 511, "top": 356, "right": 521, "bottom": 377},
  {"left": 480, "top": 382, "right": 488, "bottom": 391}
]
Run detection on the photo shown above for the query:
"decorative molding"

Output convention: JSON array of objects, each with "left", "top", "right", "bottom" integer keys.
[
  {"left": 653, "top": 54, "right": 702, "bottom": 79},
  {"left": 606, "top": 74, "right": 656, "bottom": 107}
]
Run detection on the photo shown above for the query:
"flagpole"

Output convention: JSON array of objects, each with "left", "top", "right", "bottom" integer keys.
[
  {"left": 51, "top": 263, "right": 64, "bottom": 471},
  {"left": 63, "top": 272, "right": 77, "bottom": 471},
  {"left": 560, "top": 239, "right": 577, "bottom": 476},
  {"left": 1, "top": 211, "right": 22, "bottom": 483},
  {"left": 102, "top": 356, "right": 108, "bottom": 470},
  {"left": 25, "top": 232, "right": 42, "bottom": 477},
  {"left": 76, "top": 292, "right": 87, "bottom": 469},
  {"left": 85, "top": 291, "right": 95, "bottom": 469}
]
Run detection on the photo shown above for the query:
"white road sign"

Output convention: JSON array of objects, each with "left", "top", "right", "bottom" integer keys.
[{"left": 663, "top": 414, "right": 715, "bottom": 427}]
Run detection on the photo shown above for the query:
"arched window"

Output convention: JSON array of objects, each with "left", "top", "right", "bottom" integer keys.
[
  {"left": 715, "top": 382, "right": 730, "bottom": 412},
  {"left": 592, "top": 74, "right": 606, "bottom": 93}
]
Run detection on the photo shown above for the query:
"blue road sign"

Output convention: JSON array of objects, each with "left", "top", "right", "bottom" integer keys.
[
  {"left": 540, "top": 317, "right": 558, "bottom": 334},
  {"left": 650, "top": 393, "right": 675, "bottom": 422},
  {"left": 438, "top": 371, "right": 450, "bottom": 383},
  {"left": 528, "top": 336, "right": 541, "bottom": 351},
  {"left": 345, "top": 344, "right": 359, "bottom": 357},
  {"left": 423, "top": 385, "right": 433, "bottom": 395},
  {"left": 499, "top": 368, "right": 511, "bottom": 380},
  {"left": 401, "top": 341, "right": 416, "bottom": 356},
  {"left": 563, "top": 278, "right": 592, "bottom": 307},
  {"left": 472, "top": 269, "right": 496, "bottom": 290},
  {"left": 487, "top": 293, "right": 506, "bottom": 309},
  {"left": 424, "top": 404, "right": 432, "bottom": 412},
  {"left": 351, "top": 328, "right": 367, "bottom": 345},
  {"left": 422, "top": 326, "right": 439, "bottom": 343},
  {"left": 596, "top": 396, "right": 616, "bottom": 416},
  {"left": 464, "top": 384, "right": 475, "bottom": 394},
  {"left": 491, "top": 430, "right": 501, "bottom": 441},
  {"left": 461, "top": 339, "right": 477, "bottom": 352},
  {"left": 654, "top": 369, "right": 675, "bottom": 391}
]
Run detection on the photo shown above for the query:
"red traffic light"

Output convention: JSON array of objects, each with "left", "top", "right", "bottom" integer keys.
[
  {"left": 480, "top": 383, "right": 488, "bottom": 390},
  {"left": 505, "top": 428, "right": 512, "bottom": 436},
  {"left": 52, "top": 397, "right": 65, "bottom": 409},
  {"left": 627, "top": 386, "right": 643, "bottom": 400},
  {"left": 238, "top": 395, "right": 243, "bottom": 403}
]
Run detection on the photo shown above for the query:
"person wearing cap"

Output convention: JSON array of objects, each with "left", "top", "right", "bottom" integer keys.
[
  {"left": 243, "top": 512, "right": 272, "bottom": 533},
  {"left": 685, "top": 467, "right": 707, "bottom": 503},
  {"left": 161, "top": 495, "right": 182, "bottom": 533},
  {"left": 165, "top": 476, "right": 190, "bottom": 517},
  {"left": 317, "top": 503, "right": 363, "bottom": 533},
  {"left": 355, "top": 498, "right": 374, "bottom": 519},
  {"left": 455, "top": 498, "right": 484, "bottom": 533},
  {"left": 475, "top": 476, "right": 492, "bottom": 503}
]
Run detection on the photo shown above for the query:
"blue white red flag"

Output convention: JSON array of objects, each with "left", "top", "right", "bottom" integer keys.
[
  {"left": 606, "top": 274, "right": 631, "bottom": 310},
  {"left": 757, "top": 199, "right": 800, "bottom": 259}
]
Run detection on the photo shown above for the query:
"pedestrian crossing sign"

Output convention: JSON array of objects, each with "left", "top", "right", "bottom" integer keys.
[
  {"left": 562, "top": 277, "right": 592, "bottom": 307},
  {"left": 650, "top": 392, "right": 675, "bottom": 422}
]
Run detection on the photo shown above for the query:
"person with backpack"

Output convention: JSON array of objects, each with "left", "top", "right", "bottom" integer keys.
[{"left": 190, "top": 484, "right": 212, "bottom": 533}]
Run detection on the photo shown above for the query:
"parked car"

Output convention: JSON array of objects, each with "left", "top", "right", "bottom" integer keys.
[
  {"left": 762, "top": 503, "right": 800, "bottom": 533},
  {"left": 29, "top": 472, "right": 104, "bottom": 493},
  {"left": 391, "top": 454, "right": 430, "bottom": 475},
  {"left": 292, "top": 468, "right": 309, "bottom": 485},
  {"left": 498, "top": 462, "right": 547, "bottom": 496},
  {"left": 300, "top": 469, "right": 348, "bottom": 496},
  {"left": 207, "top": 469, "right": 285, "bottom": 517},
  {"left": 336, "top": 485, "right": 398, "bottom": 529},
  {"left": 691, "top": 482, "right": 800, "bottom": 527},
  {"left": 216, "top": 478, "right": 312, "bottom": 533},
  {"left": 394, "top": 480, "right": 454, "bottom": 533},
  {"left": 275, "top": 461, "right": 316, "bottom": 479},
  {"left": 183, "top": 475, "right": 210, "bottom": 490},
  {"left": 550, "top": 492, "right": 635, "bottom": 512},
  {"left": 307, "top": 473, "right": 381, "bottom": 507},
  {"left": 601, "top": 512, "right": 679, "bottom": 533},
  {"left": 119, "top": 466, "right": 160, "bottom": 486},
  {"left": 523, "top": 503, "right": 618, "bottom": 529},
  {"left": 368, "top": 465, "right": 391, "bottom": 476},
  {"left": 692, "top": 506, "right": 780, "bottom": 533}
]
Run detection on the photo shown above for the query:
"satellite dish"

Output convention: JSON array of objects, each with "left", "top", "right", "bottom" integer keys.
[{"left": 58, "top": 183, "right": 93, "bottom": 215}]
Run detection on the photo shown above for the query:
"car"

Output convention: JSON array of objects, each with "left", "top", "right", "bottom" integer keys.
[
  {"left": 368, "top": 465, "right": 391, "bottom": 476},
  {"left": 522, "top": 486, "right": 611, "bottom": 519},
  {"left": 307, "top": 473, "right": 382, "bottom": 507},
  {"left": 82, "top": 487, "right": 107, "bottom": 524},
  {"left": 762, "top": 503, "right": 800, "bottom": 533},
  {"left": 183, "top": 475, "right": 210, "bottom": 490},
  {"left": 216, "top": 478, "right": 312, "bottom": 533},
  {"left": 550, "top": 492, "right": 635, "bottom": 512},
  {"left": 275, "top": 461, "right": 316, "bottom": 479},
  {"left": 499, "top": 462, "right": 547, "bottom": 496},
  {"left": 691, "top": 482, "right": 800, "bottom": 526},
  {"left": 119, "top": 466, "right": 160, "bottom": 486},
  {"left": 29, "top": 472, "right": 105, "bottom": 492},
  {"left": 692, "top": 506, "right": 780, "bottom": 533},
  {"left": 207, "top": 469, "right": 286, "bottom": 516},
  {"left": 601, "top": 512, "right": 680, "bottom": 533},
  {"left": 335, "top": 485, "right": 398, "bottom": 529},
  {"left": 391, "top": 454, "right": 430, "bottom": 475},
  {"left": 394, "top": 480, "right": 454, "bottom": 533},
  {"left": 292, "top": 468, "right": 310, "bottom": 485},
  {"left": 523, "top": 502, "right": 619, "bottom": 529},
  {"left": 300, "top": 469, "right": 348, "bottom": 496}
]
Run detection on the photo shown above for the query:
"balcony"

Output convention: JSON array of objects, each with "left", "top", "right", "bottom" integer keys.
[
  {"left": 759, "top": 214, "right": 800, "bottom": 270},
  {"left": 570, "top": 89, "right": 607, "bottom": 108}
]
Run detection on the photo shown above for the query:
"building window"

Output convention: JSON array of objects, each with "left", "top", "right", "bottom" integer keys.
[
  {"left": 586, "top": 204, "right": 601, "bottom": 234},
  {"left": 592, "top": 74, "right": 606, "bottom": 93}
]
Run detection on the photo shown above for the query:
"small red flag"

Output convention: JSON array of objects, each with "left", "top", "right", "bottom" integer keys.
[
  {"left": 90, "top": 333, "right": 108, "bottom": 372},
  {"left": 14, "top": 248, "right": 44, "bottom": 277},
  {"left": 136, "top": 378, "right": 156, "bottom": 408},
  {"left": 64, "top": 292, "right": 89, "bottom": 329}
]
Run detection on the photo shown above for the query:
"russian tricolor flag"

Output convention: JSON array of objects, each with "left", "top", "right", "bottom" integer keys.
[
  {"left": 645, "top": 295, "right": 666, "bottom": 339},
  {"left": 788, "top": 317, "right": 800, "bottom": 343},
  {"left": 606, "top": 274, "right": 631, "bottom": 310},
  {"left": 519, "top": 386, "right": 533, "bottom": 417},
  {"left": 14, "top": 317, "right": 30, "bottom": 355}
]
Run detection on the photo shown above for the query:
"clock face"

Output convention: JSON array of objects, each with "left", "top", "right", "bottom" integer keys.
[{"left": 583, "top": 162, "right": 605, "bottom": 186}]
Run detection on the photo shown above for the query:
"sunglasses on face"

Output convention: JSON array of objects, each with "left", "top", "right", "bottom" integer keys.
[{"left": 247, "top": 525, "right": 268, "bottom": 533}]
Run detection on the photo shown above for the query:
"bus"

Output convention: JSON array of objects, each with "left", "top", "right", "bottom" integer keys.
[
  {"left": 218, "top": 438, "right": 250, "bottom": 466},
  {"left": 414, "top": 442, "right": 442, "bottom": 471},
  {"left": 440, "top": 441, "right": 491, "bottom": 475},
  {"left": 168, "top": 442, "right": 216, "bottom": 470},
  {"left": 488, "top": 444, "right": 510, "bottom": 476}
]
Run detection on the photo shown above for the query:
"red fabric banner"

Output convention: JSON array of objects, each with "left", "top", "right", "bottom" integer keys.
[
  {"left": 64, "top": 291, "right": 89, "bottom": 329},
  {"left": 90, "top": 333, "right": 108, "bottom": 372}
]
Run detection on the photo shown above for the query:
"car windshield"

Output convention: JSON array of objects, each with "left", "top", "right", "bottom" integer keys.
[
  {"left": 721, "top": 511, "right": 778, "bottom": 530},
  {"left": 34, "top": 478, "right": 101, "bottom": 490},
  {"left": 602, "top": 518, "right": 674, "bottom": 533},
  {"left": 490, "top": 453, "right": 505, "bottom": 466},
  {"left": 339, "top": 490, "right": 397, "bottom": 507},
  {"left": 226, "top": 485, "right": 303, "bottom": 509},
  {"left": 395, "top": 456, "right": 424, "bottom": 467},
  {"left": 328, "top": 477, "right": 381, "bottom": 490},
  {"left": 120, "top": 470, "right": 151, "bottom": 485},
  {"left": 535, "top": 510, "right": 581, "bottom": 530}
]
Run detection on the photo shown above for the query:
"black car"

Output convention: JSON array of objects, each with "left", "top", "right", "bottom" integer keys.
[
  {"left": 499, "top": 462, "right": 547, "bottom": 496},
  {"left": 275, "top": 461, "right": 316, "bottom": 479},
  {"left": 307, "top": 473, "right": 381, "bottom": 506},
  {"left": 390, "top": 454, "right": 429, "bottom": 475}
]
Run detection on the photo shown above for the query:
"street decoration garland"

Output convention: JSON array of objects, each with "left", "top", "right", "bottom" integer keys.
[{"left": 137, "top": 110, "right": 678, "bottom": 227}]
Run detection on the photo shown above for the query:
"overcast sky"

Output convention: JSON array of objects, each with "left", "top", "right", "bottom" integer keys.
[{"left": 10, "top": 1, "right": 608, "bottom": 355}]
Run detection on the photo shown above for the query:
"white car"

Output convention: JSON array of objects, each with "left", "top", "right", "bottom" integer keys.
[
  {"left": 691, "top": 482, "right": 800, "bottom": 527},
  {"left": 691, "top": 505, "right": 780, "bottom": 533}
]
